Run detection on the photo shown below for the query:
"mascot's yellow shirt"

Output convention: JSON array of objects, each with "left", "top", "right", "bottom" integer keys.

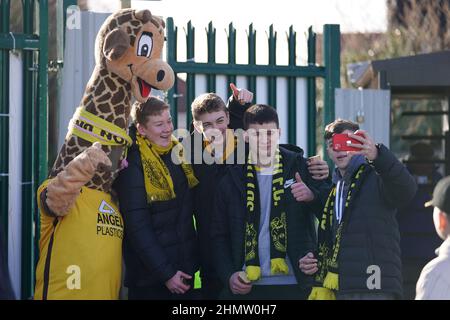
[{"left": 34, "top": 179, "right": 123, "bottom": 300}]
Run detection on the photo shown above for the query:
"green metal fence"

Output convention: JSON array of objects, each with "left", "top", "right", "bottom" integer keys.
[
  {"left": 166, "top": 19, "right": 341, "bottom": 154},
  {"left": 0, "top": 0, "right": 48, "bottom": 299}
]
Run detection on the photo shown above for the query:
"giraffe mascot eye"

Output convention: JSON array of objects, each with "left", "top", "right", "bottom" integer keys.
[{"left": 137, "top": 32, "right": 153, "bottom": 58}]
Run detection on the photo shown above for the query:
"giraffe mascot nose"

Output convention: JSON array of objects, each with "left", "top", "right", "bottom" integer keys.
[{"left": 157, "top": 70, "right": 165, "bottom": 82}]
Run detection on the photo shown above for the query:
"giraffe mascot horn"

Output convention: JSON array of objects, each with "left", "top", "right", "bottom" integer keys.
[{"left": 34, "top": 9, "right": 174, "bottom": 300}]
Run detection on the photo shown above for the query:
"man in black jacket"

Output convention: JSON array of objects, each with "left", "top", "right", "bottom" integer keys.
[
  {"left": 211, "top": 104, "right": 331, "bottom": 300},
  {"left": 301, "top": 119, "right": 417, "bottom": 300}
]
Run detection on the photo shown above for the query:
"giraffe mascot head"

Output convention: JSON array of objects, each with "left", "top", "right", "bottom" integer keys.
[
  {"left": 49, "top": 8, "right": 175, "bottom": 202},
  {"left": 99, "top": 9, "right": 174, "bottom": 103},
  {"left": 34, "top": 9, "right": 174, "bottom": 300}
]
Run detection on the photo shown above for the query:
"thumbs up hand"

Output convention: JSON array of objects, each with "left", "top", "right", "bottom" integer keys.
[
  {"left": 290, "top": 172, "right": 315, "bottom": 202},
  {"left": 230, "top": 83, "right": 253, "bottom": 105}
]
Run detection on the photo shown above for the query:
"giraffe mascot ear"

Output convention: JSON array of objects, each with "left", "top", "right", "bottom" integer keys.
[
  {"left": 135, "top": 9, "right": 152, "bottom": 23},
  {"left": 103, "top": 28, "right": 130, "bottom": 61}
]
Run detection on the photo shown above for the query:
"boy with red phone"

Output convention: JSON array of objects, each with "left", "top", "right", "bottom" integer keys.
[{"left": 298, "top": 119, "right": 417, "bottom": 300}]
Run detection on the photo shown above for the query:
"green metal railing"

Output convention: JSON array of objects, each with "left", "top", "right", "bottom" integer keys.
[
  {"left": 0, "top": 0, "right": 48, "bottom": 299},
  {"left": 0, "top": 0, "right": 10, "bottom": 253},
  {"left": 166, "top": 19, "right": 340, "bottom": 154}
]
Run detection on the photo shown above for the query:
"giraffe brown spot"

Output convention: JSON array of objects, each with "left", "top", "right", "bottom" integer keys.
[
  {"left": 117, "top": 13, "right": 132, "bottom": 25},
  {"left": 103, "top": 181, "right": 112, "bottom": 193},
  {"left": 111, "top": 89, "right": 125, "bottom": 105},
  {"left": 94, "top": 76, "right": 102, "bottom": 86},
  {"left": 97, "top": 92, "right": 112, "bottom": 103},
  {"left": 101, "top": 145, "right": 110, "bottom": 154},
  {"left": 67, "top": 138, "right": 76, "bottom": 147},
  {"left": 98, "top": 103, "right": 110, "bottom": 114},
  {"left": 103, "top": 171, "right": 112, "bottom": 181},
  {"left": 92, "top": 174, "right": 102, "bottom": 186},
  {"left": 127, "top": 26, "right": 132, "bottom": 34},
  {"left": 104, "top": 77, "right": 117, "bottom": 91},
  {"left": 106, "top": 114, "right": 114, "bottom": 122},
  {"left": 52, "top": 157, "right": 62, "bottom": 173},
  {"left": 63, "top": 156, "right": 74, "bottom": 167},
  {"left": 94, "top": 81, "right": 106, "bottom": 96},
  {"left": 85, "top": 100, "right": 96, "bottom": 113},
  {"left": 100, "top": 68, "right": 109, "bottom": 77},
  {"left": 67, "top": 147, "right": 79, "bottom": 156},
  {"left": 109, "top": 19, "right": 118, "bottom": 29},
  {"left": 130, "top": 20, "right": 140, "bottom": 27},
  {"left": 78, "top": 138, "right": 91, "bottom": 148},
  {"left": 130, "top": 35, "right": 136, "bottom": 47},
  {"left": 115, "top": 104, "right": 125, "bottom": 115},
  {"left": 114, "top": 118, "right": 125, "bottom": 128}
]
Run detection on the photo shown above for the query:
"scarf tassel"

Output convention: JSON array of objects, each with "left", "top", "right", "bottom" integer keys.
[
  {"left": 270, "top": 258, "right": 289, "bottom": 275},
  {"left": 323, "top": 271, "right": 339, "bottom": 290},
  {"left": 245, "top": 266, "right": 261, "bottom": 281},
  {"left": 308, "top": 287, "right": 336, "bottom": 300}
]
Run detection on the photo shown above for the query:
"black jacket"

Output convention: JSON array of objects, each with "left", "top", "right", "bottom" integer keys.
[
  {"left": 333, "top": 144, "right": 417, "bottom": 298},
  {"left": 114, "top": 126, "right": 199, "bottom": 288},
  {"left": 191, "top": 96, "right": 250, "bottom": 281},
  {"left": 210, "top": 145, "right": 331, "bottom": 292}
]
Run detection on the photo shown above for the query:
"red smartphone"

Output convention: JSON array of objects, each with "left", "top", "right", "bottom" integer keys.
[{"left": 332, "top": 133, "right": 363, "bottom": 152}]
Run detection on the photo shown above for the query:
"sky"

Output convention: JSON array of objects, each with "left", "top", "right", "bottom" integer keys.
[
  {"left": 87, "top": 0, "right": 387, "bottom": 34},
  {"left": 86, "top": 0, "right": 387, "bottom": 65}
]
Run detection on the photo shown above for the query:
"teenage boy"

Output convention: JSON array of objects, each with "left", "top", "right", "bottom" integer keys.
[
  {"left": 210, "top": 104, "right": 330, "bottom": 299},
  {"left": 300, "top": 119, "right": 417, "bottom": 300}
]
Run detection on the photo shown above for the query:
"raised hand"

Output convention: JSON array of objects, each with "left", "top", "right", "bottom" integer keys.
[
  {"left": 230, "top": 83, "right": 253, "bottom": 105},
  {"left": 347, "top": 130, "right": 378, "bottom": 161},
  {"left": 291, "top": 172, "right": 315, "bottom": 202}
]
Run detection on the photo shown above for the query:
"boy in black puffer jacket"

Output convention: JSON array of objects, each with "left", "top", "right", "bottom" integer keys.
[
  {"left": 114, "top": 97, "right": 199, "bottom": 299},
  {"left": 301, "top": 119, "right": 417, "bottom": 300}
]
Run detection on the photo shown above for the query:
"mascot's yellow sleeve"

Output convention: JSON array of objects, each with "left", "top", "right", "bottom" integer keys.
[{"left": 34, "top": 179, "right": 123, "bottom": 300}]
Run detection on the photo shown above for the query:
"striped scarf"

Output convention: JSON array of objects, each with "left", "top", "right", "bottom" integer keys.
[
  {"left": 136, "top": 133, "right": 198, "bottom": 203},
  {"left": 244, "top": 149, "right": 289, "bottom": 281},
  {"left": 309, "top": 164, "right": 367, "bottom": 300}
]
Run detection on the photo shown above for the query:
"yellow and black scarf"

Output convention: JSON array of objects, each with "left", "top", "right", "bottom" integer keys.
[
  {"left": 308, "top": 164, "right": 367, "bottom": 300},
  {"left": 244, "top": 149, "right": 289, "bottom": 281},
  {"left": 136, "top": 133, "right": 198, "bottom": 203}
]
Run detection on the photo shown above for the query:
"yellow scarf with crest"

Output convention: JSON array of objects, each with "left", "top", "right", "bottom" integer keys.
[{"left": 136, "top": 133, "right": 198, "bottom": 203}]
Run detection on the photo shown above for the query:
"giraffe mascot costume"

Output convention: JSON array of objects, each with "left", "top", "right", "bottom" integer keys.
[{"left": 34, "top": 9, "right": 174, "bottom": 300}]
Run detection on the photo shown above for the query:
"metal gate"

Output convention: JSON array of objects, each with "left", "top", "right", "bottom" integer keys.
[
  {"left": 0, "top": 0, "right": 49, "bottom": 299},
  {"left": 165, "top": 19, "right": 341, "bottom": 154}
]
